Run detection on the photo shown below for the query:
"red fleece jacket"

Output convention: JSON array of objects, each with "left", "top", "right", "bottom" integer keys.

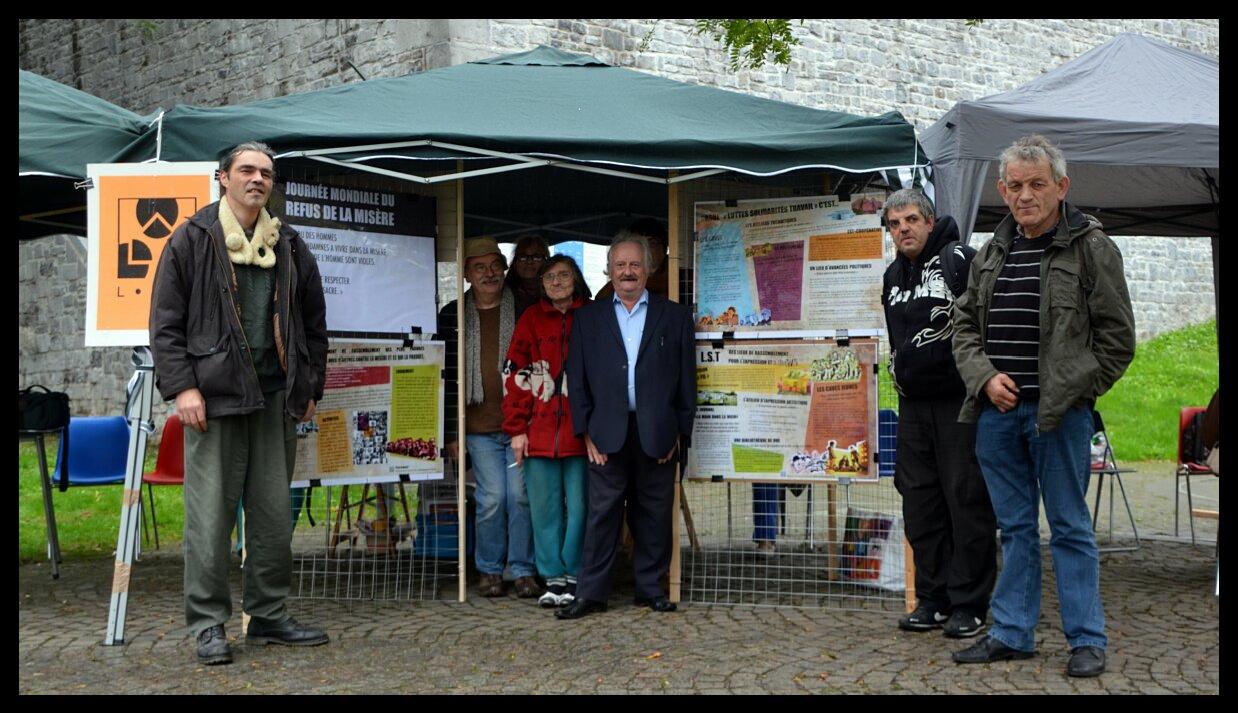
[{"left": 502, "top": 296, "right": 589, "bottom": 458}]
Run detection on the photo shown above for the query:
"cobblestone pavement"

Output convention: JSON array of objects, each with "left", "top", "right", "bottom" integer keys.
[{"left": 19, "top": 539, "right": 1218, "bottom": 694}]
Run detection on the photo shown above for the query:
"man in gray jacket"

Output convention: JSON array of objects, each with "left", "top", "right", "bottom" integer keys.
[
  {"left": 150, "top": 141, "right": 330, "bottom": 665},
  {"left": 949, "top": 135, "right": 1135, "bottom": 678}
]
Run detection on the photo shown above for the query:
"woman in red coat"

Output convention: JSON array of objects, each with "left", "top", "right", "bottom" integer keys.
[{"left": 502, "top": 254, "right": 592, "bottom": 608}]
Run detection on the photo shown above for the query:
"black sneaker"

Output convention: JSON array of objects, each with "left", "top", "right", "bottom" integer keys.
[
  {"left": 942, "top": 609, "right": 986, "bottom": 638},
  {"left": 897, "top": 602, "right": 948, "bottom": 631},
  {"left": 196, "top": 624, "right": 233, "bottom": 665}
]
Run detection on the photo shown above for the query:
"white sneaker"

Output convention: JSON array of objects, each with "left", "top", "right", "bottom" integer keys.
[{"left": 539, "top": 583, "right": 566, "bottom": 608}]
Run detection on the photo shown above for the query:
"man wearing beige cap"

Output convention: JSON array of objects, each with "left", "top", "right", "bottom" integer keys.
[{"left": 438, "top": 237, "right": 538, "bottom": 599}]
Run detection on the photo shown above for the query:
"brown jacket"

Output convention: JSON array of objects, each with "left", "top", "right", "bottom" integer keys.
[{"left": 149, "top": 201, "right": 328, "bottom": 420}]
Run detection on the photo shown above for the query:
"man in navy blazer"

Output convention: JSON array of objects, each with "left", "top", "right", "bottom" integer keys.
[{"left": 557, "top": 228, "right": 696, "bottom": 619}]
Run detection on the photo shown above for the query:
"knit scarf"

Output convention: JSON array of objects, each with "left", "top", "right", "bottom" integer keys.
[
  {"left": 464, "top": 287, "right": 515, "bottom": 405},
  {"left": 219, "top": 198, "right": 280, "bottom": 268}
]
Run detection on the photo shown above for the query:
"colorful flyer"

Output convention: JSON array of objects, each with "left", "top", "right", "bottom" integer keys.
[
  {"left": 694, "top": 193, "right": 886, "bottom": 333},
  {"left": 688, "top": 339, "right": 879, "bottom": 482},
  {"left": 292, "top": 341, "right": 445, "bottom": 487},
  {"left": 85, "top": 162, "right": 218, "bottom": 347}
]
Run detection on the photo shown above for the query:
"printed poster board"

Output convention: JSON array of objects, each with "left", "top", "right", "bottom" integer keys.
[
  {"left": 694, "top": 193, "right": 886, "bottom": 334},
  {"left": 85, "top": 162, "right": 218, "bottom": 347},
  {"left": 292, "top": 341, "right": 445, "bottom": 487},
  {"left": 279, "top": 179, "right": 437, "bottom": 335},
  {"left": 687, "top": 338, "right": 879, "bottom": 482}
]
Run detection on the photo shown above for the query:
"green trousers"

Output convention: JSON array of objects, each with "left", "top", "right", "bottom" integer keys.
[{"left": 183, "top": 390, "right": 297, "bottom": 635}]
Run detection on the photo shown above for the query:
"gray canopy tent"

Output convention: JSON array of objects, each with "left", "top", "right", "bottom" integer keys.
[{"left": 920, "top": 33, "right": 1218, "bottom": 242}]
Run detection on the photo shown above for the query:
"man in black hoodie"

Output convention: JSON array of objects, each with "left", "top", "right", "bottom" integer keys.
[{"left": 881, "top": 189, "right": 996, "bottom": 639}]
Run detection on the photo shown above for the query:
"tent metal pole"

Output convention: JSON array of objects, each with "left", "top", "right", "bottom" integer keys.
[
  {"left": 668, "top": 169, "right": 728, "bottom": 184},
  {"left": 305, "top": 155, "right": 433, "bottom": 184},
  {"left": 279, "top": 139, "right": 434, "bottom": 158},
  {"left": 456, "top": 165, "right": 467, "bottom": 604},
  {"left": 543, "top": 162, "right": 668, "bottom": 185},
  {"left": 422, "top": 160, "right": 552, "bottom": 184},
  {"left": 668, "top": 173, "right": 683, "bottom": 604}
]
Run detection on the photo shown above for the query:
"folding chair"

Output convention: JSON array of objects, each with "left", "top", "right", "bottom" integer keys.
[
  {"left": 142, "top": 413, "right": 185, "bottom": 549},
  {"left": 1176, "top": 406, "right": 1215, "bottom": 544},
  {"left": 1088, "top": 410, "right": 1139, "bottom": 552},
  {"left": 51, "top": 416, "right": 143, "bottom": 562}
]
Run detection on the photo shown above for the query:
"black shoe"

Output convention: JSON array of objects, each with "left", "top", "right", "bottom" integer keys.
[
  {"left": 898, "top": 602, "right": 948, "bottom": 631},
  {"left": 555, "top": 598, "right": 607, "bottom": 620},
  {"left": 1067, "top": 646, "right": 1106, "bottom": 677},
  {"left": 634, "top": 595, "right": 678, "bottom": 612},
  {"left": 196, "top": 624, "right": 233, "bottom": 665},
  {"left": 952, "top": 635, "right": 1034, "bottom": 664},
  {"left": 942, "top": 609, "right": 987, "bottom": 639},
  {"left": 245, "top": 616, "right": 330, "bottom": 646}
]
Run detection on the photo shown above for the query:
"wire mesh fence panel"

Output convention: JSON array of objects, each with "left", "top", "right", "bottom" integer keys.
[
  {"left": 290, "top": 476, "right": 461, "bottom": 602},
  {"left": 679, "top": 477, "right": 906, "bottom": 612}
]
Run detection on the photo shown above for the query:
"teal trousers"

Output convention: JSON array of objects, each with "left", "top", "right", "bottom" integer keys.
[{"left": 523, "top": 456, "right": 588, "bottom": 584}]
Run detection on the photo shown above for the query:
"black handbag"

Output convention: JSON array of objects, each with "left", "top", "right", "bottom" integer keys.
[{"left": 18, "top": 385, "right": 71, "bottom": 491}]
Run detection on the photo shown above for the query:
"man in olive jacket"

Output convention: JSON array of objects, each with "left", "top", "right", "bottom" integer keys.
[
  {"left": 150, "top": 142, "right": 329, "bottom": 665},
  {"left": 949, "top": 135, "right": 1135, "bottom": 678}
]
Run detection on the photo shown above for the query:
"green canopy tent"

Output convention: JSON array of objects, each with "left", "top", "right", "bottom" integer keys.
[
  {"left": 18, "top": 70, "right": 157, "bottom": 239},
  {"left": 119, "top": 46, "right": 928, "bottom": 243}
]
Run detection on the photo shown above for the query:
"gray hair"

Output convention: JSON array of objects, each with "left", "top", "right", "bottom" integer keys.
[
  {"left": 882, "top": 189, "right": 935, "bottom": 223},
  {"left": 999, "top": 134, "right": 1067, "bottom": 183},
  {"left": 604, "top": 230, "right": 653, "bottom": 276},
  {"left": 219, "top": 141, "right": 277, "bottom": 175}
]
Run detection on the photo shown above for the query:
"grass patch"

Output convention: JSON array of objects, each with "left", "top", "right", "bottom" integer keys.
[
  {"left": 1097, "top": 319, "right": 1218, "bottom": 461},
  {"left": 18, "top": 437, "right": 180, "bottom": 562}
]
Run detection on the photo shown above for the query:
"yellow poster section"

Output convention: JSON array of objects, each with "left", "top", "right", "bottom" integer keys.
[
  {"left": 732, "top": 444, "right": 784, "bottom": 473},
  {"left": 697, "top": 363, "right": 810, "bottom": 394},
  {"left": 807, "top": 229, "right": 884, "bottom": 261},
  {"left": 389, "top": 365, "right": 439, "bottom": 443},
  {"left": 315, "top": 410, "right": 352, "bottom": 473}
]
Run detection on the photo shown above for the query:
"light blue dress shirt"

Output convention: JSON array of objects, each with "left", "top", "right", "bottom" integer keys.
[{"left": 613, "top": 289, "right": 649, "bottom": 412}]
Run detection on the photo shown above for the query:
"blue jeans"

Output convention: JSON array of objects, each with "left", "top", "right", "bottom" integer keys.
[
  {"left": 976, "top": 402, "right": 1107, "bottom": 652},
  {"left": 466, "top": 432, "right": 535, "bottom": 578},
  {"left": 753, "top": 483, "right": 779, "bottom": 542}
]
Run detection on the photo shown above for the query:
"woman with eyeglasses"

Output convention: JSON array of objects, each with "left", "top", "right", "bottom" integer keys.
[
  {"left": 502, "top": 255, "right": 593, "bottom": 608},
  {"left": 504, "top": 234, "right": 551, "bottom": 318}
]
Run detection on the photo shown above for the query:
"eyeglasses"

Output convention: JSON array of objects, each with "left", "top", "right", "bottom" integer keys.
[
  {"left": 515, "top": 254, "right": 546, "bottom": 264},
  {"left": 542, "top": 270, "right": 573, "bottom": 284}
]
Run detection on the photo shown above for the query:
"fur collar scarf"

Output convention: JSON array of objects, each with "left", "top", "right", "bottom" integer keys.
[{"left": 219, "top": 199, "right": 280, "bottom": 268}]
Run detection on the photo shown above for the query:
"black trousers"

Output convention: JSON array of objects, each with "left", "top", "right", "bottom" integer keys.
[
  {"left": 894, "top": 395, "right": 997, "bottom": 616},
  {"left": 576, "top": 413, "right": 676, "bottom": 602}
]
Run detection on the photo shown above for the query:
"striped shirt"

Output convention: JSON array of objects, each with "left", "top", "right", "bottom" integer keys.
[{"left": 986, "top": 232, "right": 1054, "bottom": 400}]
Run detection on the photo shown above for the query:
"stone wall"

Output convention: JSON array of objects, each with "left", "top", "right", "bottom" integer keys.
[
  {"left": 19, "top": 19, "right": 1218, "bottom": 412},
  {"left": 18, "top": 235, "right": 141, "bottom": 417}
]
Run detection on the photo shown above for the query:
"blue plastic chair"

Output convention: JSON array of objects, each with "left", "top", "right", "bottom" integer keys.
[
  {"left": 878, "top": 408, "right": 898, "bottom": 478},
  {"left": 54, "top": 416, "right": 130, "bottom": 486}
]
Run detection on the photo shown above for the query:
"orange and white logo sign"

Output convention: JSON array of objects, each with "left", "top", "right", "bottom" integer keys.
[{"left": 86, "top": 163, "right": 217, "bottom": 347}]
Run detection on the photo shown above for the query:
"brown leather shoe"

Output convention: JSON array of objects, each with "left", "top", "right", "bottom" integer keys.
[
  {"left": 476, "top": 572, "right": 505, "bottom": 597},
  {"left": 514, "top": 576, "right": 541, "bottom": 599}
]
